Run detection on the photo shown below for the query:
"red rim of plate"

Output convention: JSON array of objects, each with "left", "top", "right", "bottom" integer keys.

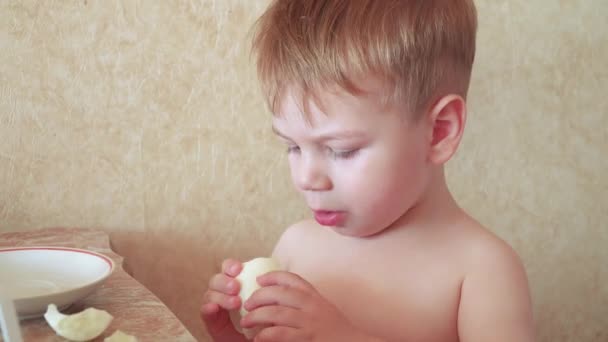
[{"left": 0, "top": 246, "right": 114, "bottom": 271}]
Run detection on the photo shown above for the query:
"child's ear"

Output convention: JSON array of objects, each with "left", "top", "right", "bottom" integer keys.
[{"left": 426, "top": 94, "right": 467, "bottom": 165}]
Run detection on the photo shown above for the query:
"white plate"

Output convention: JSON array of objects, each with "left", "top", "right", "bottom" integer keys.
[{"left": 0, "top": 247, "right": 114, "bottom": 319}]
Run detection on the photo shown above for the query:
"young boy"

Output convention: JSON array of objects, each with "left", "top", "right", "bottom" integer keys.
[{"left": 202, "top": 1, "right": 535, "bottom": 341}]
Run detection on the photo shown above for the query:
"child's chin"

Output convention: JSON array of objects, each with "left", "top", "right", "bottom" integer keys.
[{"left": 330, "top": 225, "right": 369, "bottom": 237}]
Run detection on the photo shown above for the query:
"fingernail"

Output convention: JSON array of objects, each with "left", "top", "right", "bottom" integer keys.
[{"left": 230, "top": 264, "right": 239, "bottom": 275}]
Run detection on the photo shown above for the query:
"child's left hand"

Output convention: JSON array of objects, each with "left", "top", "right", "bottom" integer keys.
[{"left": 240, "top": 271, "right": 370, "bottom": 342}]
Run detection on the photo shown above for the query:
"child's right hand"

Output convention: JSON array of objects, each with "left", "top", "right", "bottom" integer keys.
[{"left": 201, "top": 259, "right": 246, "bottom": 342}]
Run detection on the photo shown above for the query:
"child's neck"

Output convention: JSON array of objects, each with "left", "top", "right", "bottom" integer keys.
[{"left": 390, "top": 167, "right": 463, "bottom": 232}]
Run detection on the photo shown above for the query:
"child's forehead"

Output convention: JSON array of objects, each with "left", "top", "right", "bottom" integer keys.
[
  {"left": 274, "top": 78, "right": 398, "bottom": 119},
  {"left": 271, "top": 89, "right": 411, "bottom": 135}
]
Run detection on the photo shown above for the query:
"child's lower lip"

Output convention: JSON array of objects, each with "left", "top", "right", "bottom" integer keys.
[{"left": 313, "top": 211, "right": 346, "bottom": 226}]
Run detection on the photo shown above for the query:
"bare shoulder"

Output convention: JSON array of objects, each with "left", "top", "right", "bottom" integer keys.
[
  {"left": 453, "top": 216, "right": 530, "bottom": 298},
  {"left": 456, "top": 217, "right": 526, "bottom": 270},
  {"left": 271, "top": 219, "right": 318, "bottom": 270},
  {"left": 454, "top": 216, "right": 536, "bottom": 341}
]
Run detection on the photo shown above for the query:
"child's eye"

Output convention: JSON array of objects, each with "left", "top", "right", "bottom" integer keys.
[
  {"left": 331, "top": 149, "right": 359, "bottom": 159},
  {"left": 287, "top": 145, "right": 301, "bottom": 154}
]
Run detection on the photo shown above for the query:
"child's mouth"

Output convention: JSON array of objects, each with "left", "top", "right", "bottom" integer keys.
[{"left": 313, "top": 210, "right": 346, "bottom": 226}]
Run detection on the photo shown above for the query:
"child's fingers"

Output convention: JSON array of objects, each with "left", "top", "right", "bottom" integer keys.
[
  {"left": 209, "top": 273, "right": 240, "bottom": 295},
  {"left": 221, "top": 258, "right": 243, "bottom": 277},
  {"left": 205, "top": 290, "right": 242, "bottom": 310},
  {"left": 244, "top": 285, "right": 307, "bottom": 312},
  {"left": 200, "top": 302, "right": 219, "bottom": 318}
]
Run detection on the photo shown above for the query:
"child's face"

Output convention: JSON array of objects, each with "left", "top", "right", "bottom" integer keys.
[{"left": 272, "top": 86, "right": 433, "bottom": 237}]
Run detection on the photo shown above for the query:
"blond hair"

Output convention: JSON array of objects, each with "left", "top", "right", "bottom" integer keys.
[{"left": 251, "top": 0, "right": 478, "bottom": 117}]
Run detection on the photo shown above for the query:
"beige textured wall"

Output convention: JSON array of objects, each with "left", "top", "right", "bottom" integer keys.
[{"left": 1, "top": 1, "right": 606, "bottom": 341}]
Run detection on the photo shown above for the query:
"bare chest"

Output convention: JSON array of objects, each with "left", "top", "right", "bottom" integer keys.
[{"left": 290, "top": 252, "right": 463, "bottom": 341}]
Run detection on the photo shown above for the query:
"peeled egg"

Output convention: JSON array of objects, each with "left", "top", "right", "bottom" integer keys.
[
  {"left": 44, "top": 303, "right": 113, "bottom": 341},
  {"left": 229, "top": 257, "right": 282, "bottom": 340}
]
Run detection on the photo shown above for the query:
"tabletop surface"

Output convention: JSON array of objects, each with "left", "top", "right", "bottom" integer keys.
[{"left": 0, "top": 227, "right": 196, "bottom": 342}]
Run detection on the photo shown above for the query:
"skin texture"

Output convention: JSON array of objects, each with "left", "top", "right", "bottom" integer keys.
[{"left": 201, "top": 83, "right": 535, "bottom": 342}]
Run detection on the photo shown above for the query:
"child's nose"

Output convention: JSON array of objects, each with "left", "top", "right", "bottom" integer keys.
[{"left": 294, "top": 158, "right": 332, "bottom": 192}]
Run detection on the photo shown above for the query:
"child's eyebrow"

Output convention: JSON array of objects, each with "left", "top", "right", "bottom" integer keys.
[{"left": 272, "top": 125, "right": 366, "bottom": 142}]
